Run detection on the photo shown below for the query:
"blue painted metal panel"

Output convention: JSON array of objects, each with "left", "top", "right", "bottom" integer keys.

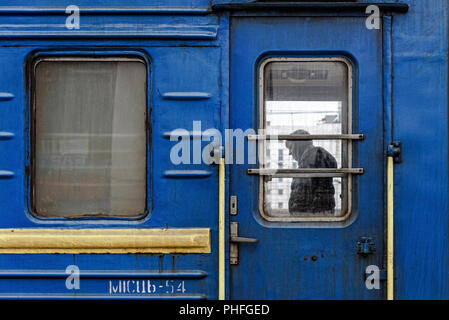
[
  {"left": 391, "top": 0, "right": 449, "bottom": 300},
  {"left": 0, "top": 3, "right": 222, "bottom": 299}
]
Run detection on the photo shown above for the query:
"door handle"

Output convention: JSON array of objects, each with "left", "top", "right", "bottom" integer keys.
[{"left": 230, "top": 222, "right": 258, "bottom": 265}]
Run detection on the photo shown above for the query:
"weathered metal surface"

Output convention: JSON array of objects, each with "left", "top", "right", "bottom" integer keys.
[
  {"left": 0, "top": 0, "right": 446, "bottom": 300},
  {"left": 0, "top": 0, "right": 220, "bottom": 299},
  {"left": 391, "top": 0, "right": 449, "bottom": 299}
]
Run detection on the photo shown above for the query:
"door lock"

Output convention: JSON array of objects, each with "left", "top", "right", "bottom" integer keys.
[{"left": 230, "top": 222, "right": 258, "bottom": 265}]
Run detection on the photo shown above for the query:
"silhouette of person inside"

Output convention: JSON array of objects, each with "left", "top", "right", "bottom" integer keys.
[{"left": 286, "top": 130, "right": 337, "bottom": 215}]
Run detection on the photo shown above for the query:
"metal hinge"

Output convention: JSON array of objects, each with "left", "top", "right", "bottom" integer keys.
[
  {"left": 357, "top": 237, "right": 376, "bottom": 256},
  {"left": 230, "top": 222, "right": 258, "bottom": 265}
]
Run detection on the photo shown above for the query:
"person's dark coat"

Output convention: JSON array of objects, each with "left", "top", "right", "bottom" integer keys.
[{"left": 289, "top": 145, "right": 337, "bottom": 214}]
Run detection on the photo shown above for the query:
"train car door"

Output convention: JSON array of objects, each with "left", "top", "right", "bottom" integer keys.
[{"left": 229, "top": 16, "right": 384, "bottom": 299}]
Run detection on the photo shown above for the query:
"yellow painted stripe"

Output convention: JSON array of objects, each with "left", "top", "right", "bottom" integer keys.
[
  {"left": 387, "top": 156, "right": 394, "bottom": 300},
  {"left": 218, "top": 158, "right": 226, "bottom": 300},
  {"left": 0, "top": 228, "right": 210, "bottom": 254}
]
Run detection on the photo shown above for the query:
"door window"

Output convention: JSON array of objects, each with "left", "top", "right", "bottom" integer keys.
[{"left": 258, "top": 58, "right": 356, "bottom": 222}]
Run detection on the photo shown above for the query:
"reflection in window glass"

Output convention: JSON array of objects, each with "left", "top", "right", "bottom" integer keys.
[
  {"left": 262, "top": 59, "right": 350, "bottom": 219},
  {"left": 264, "top": 177, "right": 347, "bottom": 217},
  {"left": 33, "top": 59, "right": 147, "bottom": 218}
]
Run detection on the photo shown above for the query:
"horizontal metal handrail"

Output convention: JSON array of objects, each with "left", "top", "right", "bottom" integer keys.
[
  {"left": 247, "top": 134, "right": 364, "bottom": 141},
  {"left": 247, "top": 168, "right": 364, "bottom": 178}
]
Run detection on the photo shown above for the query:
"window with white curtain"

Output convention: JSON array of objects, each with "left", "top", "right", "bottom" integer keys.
[{"left": 32, "top": 57, "right": 147, "bottom": 218}]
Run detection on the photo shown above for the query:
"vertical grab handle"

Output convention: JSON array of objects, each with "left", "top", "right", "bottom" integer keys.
[
  {"left": 387, "top": 141, "right": 400, "bottom": 300},
  {"left": 387, "top": 156, "right": 394, "bottom": 300},
  {"left": 218, "top": 158, "right": 225, "bottom": 300}
]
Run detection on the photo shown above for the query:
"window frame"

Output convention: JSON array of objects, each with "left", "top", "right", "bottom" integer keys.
[
  {"left": 28, "top": 54, "right": 150, "bottom": 221},
  {"left": 258, "top": 56, "right": 354, "bottom": 223}
]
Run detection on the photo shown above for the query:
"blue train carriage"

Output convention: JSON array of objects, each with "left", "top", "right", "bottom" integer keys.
[{"left": 0, "top": 0, "right": 447, "bottom": 300}]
